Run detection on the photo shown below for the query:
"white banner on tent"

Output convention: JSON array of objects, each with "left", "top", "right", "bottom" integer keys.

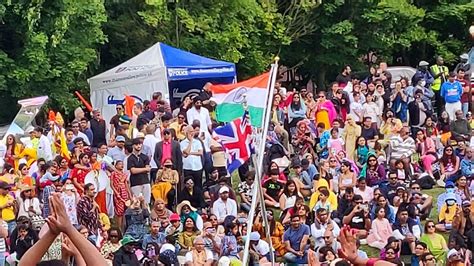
[{"left": 90, "top": 79, "right": 168, "bottom": 126}]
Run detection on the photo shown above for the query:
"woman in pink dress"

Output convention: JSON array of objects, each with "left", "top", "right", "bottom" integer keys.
[{"left": 367, "top": 206, "right": 393, "bottom": 250}]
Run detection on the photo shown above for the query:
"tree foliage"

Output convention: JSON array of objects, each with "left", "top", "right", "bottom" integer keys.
[
  {"left": 0, "top": 0, "right": 472, "bottom": 123},
  {"left": 0, "top": 1, "right": 107, "bottom": 118}
]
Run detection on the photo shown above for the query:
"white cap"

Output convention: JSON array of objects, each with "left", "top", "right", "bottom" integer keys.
[
  {"left": 218, "top": 256, "right": 231, "bottom": 266},
  {"left": 447, "top": 248, "right": 458, "bottom": 258},
  {"left": 418, "top": 61, "right": 429, "bottom": 67},
  {"left": 460, "top": 53, "right": 468, "bottom": 60},
  {"left": 250, "top": 231, "right": 260, "bottom": 241},
  {"left": 219, "top": 186, "right": 230, "bottom": 194}
]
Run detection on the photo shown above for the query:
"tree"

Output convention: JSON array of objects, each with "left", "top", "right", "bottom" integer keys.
[{"left": 0, "top": 1, "right": 107, "bottom": 120}]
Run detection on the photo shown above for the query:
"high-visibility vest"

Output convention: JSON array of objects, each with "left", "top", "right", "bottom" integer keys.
[{"left": 430, "top": 65, "right": 448, "bottom": 91}]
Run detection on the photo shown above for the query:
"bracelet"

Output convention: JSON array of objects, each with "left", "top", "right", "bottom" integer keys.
[{"left": 367, "top": 258, "right": 379, "bottom": 266}]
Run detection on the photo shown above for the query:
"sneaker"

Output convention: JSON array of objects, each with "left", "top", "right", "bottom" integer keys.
[
  {"left": 274, "top": 203, "right": 280, "bottom": 208},
  {"left": 437, "top": 179, "right": 445, "bottom": 187}
]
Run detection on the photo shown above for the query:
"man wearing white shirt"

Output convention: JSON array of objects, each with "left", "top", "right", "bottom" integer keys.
[
  {"left": 212, "top": 186, "right": 237, "bottom": 224},
  {"left": 71, "top": 121, "right": 90, "bottom": 145},
  {"left": 143, "top": 124, "right": 160, "bottom": 183},
  {"left": 34, "top": 127, "right": 53, "bottom": 161},
  {"left": 180, "top": 126, "right": 204, "bottom": 189},
  {"left": 186, "top": 97, "right": 212, "bottom": 133},
  {"left": 249, "top": 231, "right": 272, "bottom": 261},
  {"left": 310, "top": 208, "right": 340, "bottom": 247}
]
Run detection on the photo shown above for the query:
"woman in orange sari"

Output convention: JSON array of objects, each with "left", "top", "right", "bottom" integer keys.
[{"left": 253, "top": 209, "right": 285, "bottom": 256}]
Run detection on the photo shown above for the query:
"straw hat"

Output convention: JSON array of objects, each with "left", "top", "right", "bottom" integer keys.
[{"left": 176, "top": 200, "right": 197, "bottom": 214}]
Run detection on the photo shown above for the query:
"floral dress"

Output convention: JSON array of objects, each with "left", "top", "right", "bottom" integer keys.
[{"left": 111, "top": 171, "right": 129, "bottom": 216}]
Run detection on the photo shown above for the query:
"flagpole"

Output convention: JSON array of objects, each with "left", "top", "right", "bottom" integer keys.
[{"left": 242, "top": 57, "right": 279, "bottom": 266}]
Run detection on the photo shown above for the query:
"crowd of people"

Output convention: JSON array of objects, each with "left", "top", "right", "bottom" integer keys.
[{"left": 0, "top": 58, "right": 472, "bottom": 266}]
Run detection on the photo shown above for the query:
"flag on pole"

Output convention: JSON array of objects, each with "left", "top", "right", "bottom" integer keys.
[
  {"left": 211, "top": 72, "right": 270, "bottom": 127},
  {"left": 213, "top": 111, "right": 253, "bottom": 174}
]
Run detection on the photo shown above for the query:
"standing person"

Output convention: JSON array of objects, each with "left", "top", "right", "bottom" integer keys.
[
  {"left": 200, "top": 82, "right": 214, "bottom": 113},
  {"left": 71, "top": 121, "right": 90, "bottom": 146},
  {"left": 109, "top": 104, "right": 124, "bottom": 140},
  {"left": 180, "top": 126, "right": 204, "bottom": 189},
  {"left": 90, "top": 109, "right": 107, "bottom": 149},
  {"left": 457, "top": 68, "right": 471, "bottom": 115},
  {"left": 107, "top": 135, "right": 126, "bottom": 162},
  {"left": 431, "top": 56, "right": 449, "bottom": 116},
  {"left": 441, "top": 72, "right": 463, "bottom": 120},
  {"left": 0, "top": 182, "right": 15, "bottom": 234},
  {"left": 80, "top": 117, "right": 94, "bottom": 145},
  {"left": 336, "top": 65, "right": 352, "bottom": 87},
  {"left": 111, "top": 160, "right": 131, "bottom": 231},
  {"left": 154, "top": 128, "right": 182, "bottom": 177},
  {"left": 127, "top": 138, "right": 151, "bottom": 205},
  {"left": 77, "top": 183, "right": 101, "bottom": 237},
  {"left": 33, "top": 127, "right": 53, "bottom": 161},
  {"left": 408, "top": 90, "right": 431, "bottom": 135},
  {"left": 342, "top": 114, "right": 361, "bottom": 161},
  {"left": 143, "top": 124, "right": 160, "bottom": 184},
  {"left": 186, "top": 96, "right": 212, "bottom": 133}
]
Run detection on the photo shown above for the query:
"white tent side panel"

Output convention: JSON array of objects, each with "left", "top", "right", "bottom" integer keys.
[
  {"left": 88, "top": 43, "right": 169, "bottom": 124},
  {"left": 90, "top": 73, "right": 169, "bottom": 125}
]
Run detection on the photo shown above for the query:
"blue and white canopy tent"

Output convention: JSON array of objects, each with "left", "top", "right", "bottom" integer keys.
[{"left": 88, "top": 42, "right": 236, "bottom": 123}]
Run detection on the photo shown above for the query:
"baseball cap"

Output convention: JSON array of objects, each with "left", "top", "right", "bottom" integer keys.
[
  {"left": 250, "top": 232, "right": 260, "bottom": 241},
  {"left": 169, "top": 213, "right": 180, "bottom": 222},
  {"left": 115, "top": 136, "right": 126, "bottom": 142},
  {"left": 219, "top": 186, "right": 230, "bottom": 194},
  {"left": 445, "top": 181, "right": 455, "bottom": 188},
  {"left": 447, "top": 248, "right": 458, "bottom": 258},
  {"left": 136, "top": 132, "right": 145, "bottom": 139},
  {"left": 418, "top": 61, "right": 429, "bottom": 67}
]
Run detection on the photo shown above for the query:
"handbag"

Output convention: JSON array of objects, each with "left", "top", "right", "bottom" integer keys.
[{"left": 23, "top": 199, "right": 45, "bottom": 230}]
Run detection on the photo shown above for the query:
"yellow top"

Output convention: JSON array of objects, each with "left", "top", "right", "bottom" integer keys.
[
  {"left": 0, "top": 194, "right": 15, "bottom": 221},
  {"left": 309, "top": 179, "right": 338, "bottom": 211},
  {"left": 438, "top": 204, "right": 457, "bottom": 224},
  {"left": 169, "top": 121, "right": 186, "bottom": 140}
]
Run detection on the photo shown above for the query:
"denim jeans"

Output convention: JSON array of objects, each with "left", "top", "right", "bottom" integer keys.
[
  {"left": 283, "top": 251, "right": 308, "bottom": 264},
  {"left": 0, "top": 252, "right": 5, "bottom": 266},
  {"left": 7, "top": 221, "right": 16, "bottom": 236}
]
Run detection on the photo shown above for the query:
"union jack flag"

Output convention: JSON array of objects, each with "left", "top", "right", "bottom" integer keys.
[{"left": 213, "top": 111, "right": 254, "bottom": 174}]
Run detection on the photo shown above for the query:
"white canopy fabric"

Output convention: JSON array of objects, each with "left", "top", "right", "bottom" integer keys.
[{"left": 88, "top": 43, "right": 169, "bottom": 124}]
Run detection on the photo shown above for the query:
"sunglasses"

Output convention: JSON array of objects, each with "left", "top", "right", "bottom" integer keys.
[
  {"left": 427, "top": 225, "right": 435, "bottom": 228},
  {"left": 446, "top": 149, "right": 453, "bottom": 152},
  {"left": 318, "top": 95, "right": 325, "bottom": 98}
]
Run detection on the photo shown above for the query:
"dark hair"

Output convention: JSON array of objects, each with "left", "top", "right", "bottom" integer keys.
[
  {"left": 355, "top": 136, "right": 367, "bottom": 150},
  {"left": 269, "top": 168, "right": 279, "bottom": 176},
  {"left": 290, "top": 214, "right": 300, "bottom": 221},
  {"left": 17, "top": 223, "right": 28, "bottom": 232},
  {"left": 283, "top": 180, "right": 298, "bottom": 197},
  {"left": 290, "top": 92, "right": 302, "bottom": 111},
  {"left": 441, "top": 145, "right": 457, "bottom": 167},
  {"left": 375, "top": 206, "right": 385, "bottom": 218},
  {"left": 318, "top": 246, "right": 336, "bottom": 262},
  {"left": 84, "top": 183, "right": 94, "bottom": 192},
  {"left": 184, "top": 217, "right": 198, "bottom": 232},
  {"left": 424, "top": 220, "right": 435, "bottom": 233},
  {"left": 108, "top": 227, "right": 123, "bottom": 239},
  {"left": 319, "top": 188, "right": 330, "bottom": 197},
  {"left": 78, "top": 153, "right": 89, "bottom": 162},
  {"left": 415, "top": 241, "right": 427, "bottom": 249}
]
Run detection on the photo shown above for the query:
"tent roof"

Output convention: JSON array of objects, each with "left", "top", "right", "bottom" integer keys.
[
  {"left": 159, "top": 43, "right": 234, "bottom": 69},
  {"left": 88, "top": 42, "right": 236, "bottom": 88}
]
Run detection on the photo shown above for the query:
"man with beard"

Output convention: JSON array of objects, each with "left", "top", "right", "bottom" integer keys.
[
  {"left": 342, "top": 194, "right": 371, "bottom": 239},
  {"left": 380, "top": 171, "right": 403, "bottom": 205},
  {"left": 186, "top": 96, "right": 211, "bottom": 133},
  {"left": 113, "top": 236, "right": 140, "bottom": 266},
  {"left": 461, "top": 147, "right": 474, "bottom": 179},
  {"left": 310, "top": 208, "right": 340, "bottom": 247}
]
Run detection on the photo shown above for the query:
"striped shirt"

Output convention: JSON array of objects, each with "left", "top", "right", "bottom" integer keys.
[{"left": 389, "top": 135, "right": 416, "bottom": 160}]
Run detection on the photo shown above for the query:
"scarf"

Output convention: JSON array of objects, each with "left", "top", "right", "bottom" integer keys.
[{"left": 192, "top": 249, "right": 207, "bottom": 265}]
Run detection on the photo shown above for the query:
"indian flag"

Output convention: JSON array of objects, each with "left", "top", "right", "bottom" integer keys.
[{"left": 211, "top": 72, "right": 270, "bottom": 127}]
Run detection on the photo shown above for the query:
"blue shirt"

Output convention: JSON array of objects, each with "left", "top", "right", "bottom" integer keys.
[
  {"left": 142, "top": 233, "right": 166, "bottom": 249},
  {"left": 283, "top": 224, "right": 310, "bottom": 251},
  {"left": 440, "top": 81, "right": 463, "bottom": 103}
]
